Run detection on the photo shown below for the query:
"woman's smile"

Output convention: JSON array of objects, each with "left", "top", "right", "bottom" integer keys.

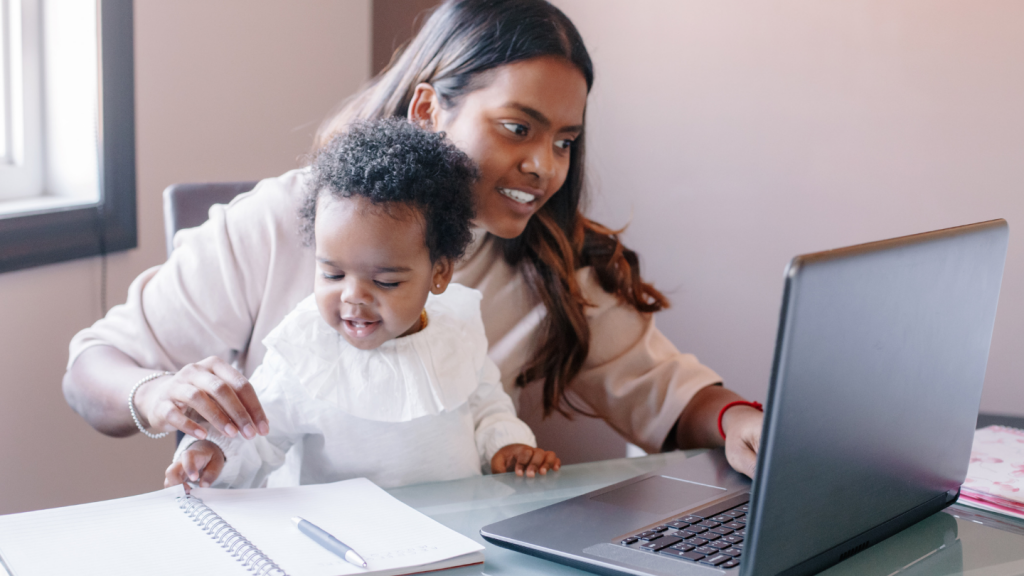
[
  {"left": 498, "top": 187, "right": 538, "bottom": 204},
  {"left": 496, "top": 185, "right": 546, "bottom": 216}
]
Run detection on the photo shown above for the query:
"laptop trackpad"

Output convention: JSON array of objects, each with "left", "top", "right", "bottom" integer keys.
[{"left": 592, "top": 475, "right": 727, "bottom": 514}]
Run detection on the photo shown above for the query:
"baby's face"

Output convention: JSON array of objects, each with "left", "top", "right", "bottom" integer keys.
[{"left": 313, "top": 195, "right": 443, "bottom": 350}]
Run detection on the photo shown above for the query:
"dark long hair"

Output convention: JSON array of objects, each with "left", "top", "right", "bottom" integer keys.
[{"left": 315, "top": 0, "right": 668, "bottom": 417}]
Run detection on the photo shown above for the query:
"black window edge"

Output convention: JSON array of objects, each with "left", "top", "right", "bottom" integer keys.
[{"left": 0, "top": 0, "right": 136, "bottom": 275}]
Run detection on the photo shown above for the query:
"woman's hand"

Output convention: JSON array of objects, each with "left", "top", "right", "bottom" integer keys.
[
  {"left": 672, "top": 385, "right": 764, "bottom": 478},
  {"left": 491, "top": 444, "right": 561, "bottom": 478},
  {"left": 164, "top": 440, "right": 226, "bottom": 488},
  {"left": 721, "top": 406, "right": 763, "bottom": 478},
  {"left": 135, "top": 356, "right": 269, "bottom": 441}
]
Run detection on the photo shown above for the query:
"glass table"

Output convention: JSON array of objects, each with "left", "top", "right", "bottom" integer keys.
[{"left": 387, "top": 450, "right": 1024, "bottom": 575}]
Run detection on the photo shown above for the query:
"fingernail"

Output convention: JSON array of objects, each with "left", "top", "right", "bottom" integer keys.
[
  {"left": 224, "top": 423, "right": 238, "bottom": 437},
  {"left": 242, "top": 424, "right": 256, "bottom": 439},
  {"left": 258, "top": 421, "right": 270, "bottom": 435},
  {"left": 194, "top": 428, "right": 207, "bottom": 440}
]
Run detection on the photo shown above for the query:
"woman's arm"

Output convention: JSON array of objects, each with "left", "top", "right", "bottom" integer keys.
[
  {"left": 62, "top": 171, "right": 311, "bottom": 439},
  {"left": 570, "top": 267, "right": 764, "bottom": 477},
  {"left": 63, "top": 345, "right": 162, "bottom": 437},
  {"left": 63, "top": 345, "right": 268, "bottom": 440},
  {"left": 673, "top": 384, "right": 763, "bottom": 478}
]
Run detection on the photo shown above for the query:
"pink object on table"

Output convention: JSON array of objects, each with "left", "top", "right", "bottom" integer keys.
[{"left": 960, "top": 426, "right": 1024, "bottom": 519}]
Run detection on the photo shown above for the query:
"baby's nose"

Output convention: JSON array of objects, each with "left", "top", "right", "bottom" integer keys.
[{"left": 342, "top": 282, "right": 373, "bottom": 305}]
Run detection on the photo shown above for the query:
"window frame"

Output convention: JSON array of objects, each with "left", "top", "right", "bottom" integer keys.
[{"left": 0, "top": 0, "right": 135, "bottom": 274}]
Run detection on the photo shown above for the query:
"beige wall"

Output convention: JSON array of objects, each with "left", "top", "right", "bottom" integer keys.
[
  {"left": 372, "top": 0, "right": 440, "bottom": 74},
  {"left": 0, "top": 0, "right": 370, "bottom": 515},
  {"left": 552, "top": 0, "right": 1024, "bottom": 415}
]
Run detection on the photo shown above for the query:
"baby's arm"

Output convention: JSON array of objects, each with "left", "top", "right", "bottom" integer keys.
[
  {"left": 491, "top": 443, "right": 561, "bottom": 478},
  {"left": 165, "top": 439, "right": 225, "bottom": 488},
  {"left": 470, "top": 358, "right": 560, "bottom": 477},
  {"left": 166, "top": 427, "right": 286, "bottom": 488}
]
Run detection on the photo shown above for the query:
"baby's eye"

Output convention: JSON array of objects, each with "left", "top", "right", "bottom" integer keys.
[
  {"left": 375, "top": 280, "right": 400, "bottom": 289},
  {"left": 502, "top": 122, "right": 528, "bottom": 137},
  {"left": 555, "top": 138, "right": 574, "bottom": 150},
  {"left": 322, "top": 272, "right": 344, "bottom": 281}
]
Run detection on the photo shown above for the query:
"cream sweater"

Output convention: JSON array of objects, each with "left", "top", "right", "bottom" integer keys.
[{"left": 68, "top": 169, "right": 721, "bottom": 453}]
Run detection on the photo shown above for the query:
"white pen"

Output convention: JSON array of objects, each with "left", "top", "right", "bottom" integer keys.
[{"left": 292, "top": 516, "right": 368, "bottom": 568}]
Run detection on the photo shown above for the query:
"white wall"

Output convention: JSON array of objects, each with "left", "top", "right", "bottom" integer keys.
[
  {"left": 0, "top": 0, "right": 370, "bottom": 515},
  {"left": 552, "top": 0, "right": 1024, "bottom": 414}
]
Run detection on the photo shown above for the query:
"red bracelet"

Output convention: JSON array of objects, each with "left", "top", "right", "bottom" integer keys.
[{"left": 717, "top": 400, "right": 764, "bottom": 439}]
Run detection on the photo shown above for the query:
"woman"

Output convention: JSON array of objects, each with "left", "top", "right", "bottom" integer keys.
[{"left": 62, "top": 0, "right": 764, "bottom": 479}]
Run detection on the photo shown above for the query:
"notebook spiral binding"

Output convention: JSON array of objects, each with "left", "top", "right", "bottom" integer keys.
[{"left": 177, "top": 494, "right": 290, "bottom": 576}]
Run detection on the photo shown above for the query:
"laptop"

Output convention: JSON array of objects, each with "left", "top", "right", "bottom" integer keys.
[{"left": 481, "top": 220, "right": 1009, "bottom": 576}]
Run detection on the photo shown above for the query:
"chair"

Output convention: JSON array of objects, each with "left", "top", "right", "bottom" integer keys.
[
  {"left": 162, "top": 181, "right": 259, "bottom": 257},
  {"left": 162, "top": 181, "right": 258, "bottom": 444}
]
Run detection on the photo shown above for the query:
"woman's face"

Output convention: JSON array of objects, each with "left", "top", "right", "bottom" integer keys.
[{"left": 411, "top": 57, "right": 589, "bottom": 239}]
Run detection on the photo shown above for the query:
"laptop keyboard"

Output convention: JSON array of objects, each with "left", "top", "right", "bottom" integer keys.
[{"left": 617, "top": 494, "right": 749, "bottom": 569}]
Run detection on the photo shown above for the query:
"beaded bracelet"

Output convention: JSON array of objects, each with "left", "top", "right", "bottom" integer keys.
[
  {"left": 128, "top": 371, "right": 174, "bottom": 439},
  {"left": 717, "top": 400, "right": 764, "bottom": 440}
]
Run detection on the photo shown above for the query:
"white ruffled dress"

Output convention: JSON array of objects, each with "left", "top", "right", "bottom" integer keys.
[{"left": 174, "top": 284, "right": 536, "bottom": 489}]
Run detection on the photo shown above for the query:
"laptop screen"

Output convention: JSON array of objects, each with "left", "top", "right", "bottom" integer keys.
[{"left": 744, "top": 220, "right": 1008, "bottom": 575}]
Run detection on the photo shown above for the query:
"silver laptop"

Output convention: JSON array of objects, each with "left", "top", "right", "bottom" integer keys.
[{"left": 482, "top": 220, "right": 1009, "bottom": 576}]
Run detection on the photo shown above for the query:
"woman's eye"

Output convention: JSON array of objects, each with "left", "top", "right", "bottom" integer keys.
[
  {"left": 502, "top": 122, "right": 528, "bottom": 137},
  {"left": 555, "top": 138, "right": 574, "bottom": 150},
  {"left": 375, "top": 280, "right": 400, "bottom": 288}
]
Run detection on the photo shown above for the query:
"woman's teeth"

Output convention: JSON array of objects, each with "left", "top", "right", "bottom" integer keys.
[{"left": 499, "top": 188, "right": 536, "bottom": 204}]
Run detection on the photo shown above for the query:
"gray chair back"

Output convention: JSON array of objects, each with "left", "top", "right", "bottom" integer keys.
[{"left": 162, "top": 181, "right": 259, "bottom": 257}]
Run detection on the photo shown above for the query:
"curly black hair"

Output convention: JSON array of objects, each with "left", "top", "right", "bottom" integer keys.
[{"left": 301, "top": 118, "right": 477, "bottom": 262}]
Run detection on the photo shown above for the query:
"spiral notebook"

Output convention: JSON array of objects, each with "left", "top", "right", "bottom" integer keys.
[{"left": 0, "top": 478, "right": 483, "bottom": 576}]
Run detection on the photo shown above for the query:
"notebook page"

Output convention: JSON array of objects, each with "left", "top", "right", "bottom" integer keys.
[
  {"left": 0, "top": 486, "right": 242, "bottom": 576},
  {"left": 192, "top": 478, "right": 484, "bottom": 576}
]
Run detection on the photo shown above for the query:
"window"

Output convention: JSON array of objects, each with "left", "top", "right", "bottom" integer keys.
[
  {"left": 1, "top": 0, "right": 10, "bottom": 163},
  {"left": 1, "top": 0, "right": 44, "bottom": 202},
  {"left": 0, "top": 0, "right": 135, "bottom": 273}
]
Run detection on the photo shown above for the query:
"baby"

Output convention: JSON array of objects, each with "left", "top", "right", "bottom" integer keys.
[{"left": 165, "top": 118, "right": 559, "bottom": 489}]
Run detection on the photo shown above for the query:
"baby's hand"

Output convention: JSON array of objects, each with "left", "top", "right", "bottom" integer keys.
[
  {"left": 491, "top": 444, "right": 560, "bottom": 478},
  {"left": 164, "top": 440, "right": 225, "bottom": 488}
]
